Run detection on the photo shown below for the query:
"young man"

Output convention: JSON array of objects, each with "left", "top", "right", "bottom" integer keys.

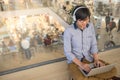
[{"left": 63, "top": 5, "right": 117, "bottom": 80}]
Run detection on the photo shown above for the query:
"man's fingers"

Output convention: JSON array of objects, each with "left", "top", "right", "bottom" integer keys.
[{"left": 94, "top": 61, "right": 105, "bottom": 67}]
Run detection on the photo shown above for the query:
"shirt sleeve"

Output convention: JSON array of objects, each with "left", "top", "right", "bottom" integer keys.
[
  {"left": 90, "top": 23, "right": 98, "bottom": 54},
  {"left": 63, "top": 28, "right": 75, "bottom": 62}
]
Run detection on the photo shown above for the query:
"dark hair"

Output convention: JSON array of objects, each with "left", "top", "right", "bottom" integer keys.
[
  {"left": 112, "top": 18, "right": 114, "bottom": 21},
  {"left": 72, "top": 5, "right": 91, "bottom": 20},
  {"left": 110, "top": 13, "right": 112, "bottom": 15}
]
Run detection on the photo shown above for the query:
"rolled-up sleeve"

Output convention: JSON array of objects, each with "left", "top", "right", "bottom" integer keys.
[
  {"left": 90, "top": 23, "right": 98, "bottom": 54},
  {"left": 64, "top": 28, "right": 75, "bottom": 62}
]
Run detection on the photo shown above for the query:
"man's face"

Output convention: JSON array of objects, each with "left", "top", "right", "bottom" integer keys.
[{"left": 77, "top": 17, "right": 89, "bottom": 29}]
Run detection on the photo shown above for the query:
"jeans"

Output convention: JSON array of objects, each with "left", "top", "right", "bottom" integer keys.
[
  {"left": 24, "top": 48, "right": 31, "bottom": 59},
  {"left": 68, "top": 59, "right": 117, "bottom": 80}
]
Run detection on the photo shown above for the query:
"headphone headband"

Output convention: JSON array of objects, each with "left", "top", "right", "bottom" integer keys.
[{"left": 73, "top": 7, "right": 86, "bottom": 21}]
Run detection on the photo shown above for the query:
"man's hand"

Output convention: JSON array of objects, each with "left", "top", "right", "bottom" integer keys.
[
  {"left": 93, "top": 53, "right": 105, "bottom": 67},
  {"left": 79, "top": 62, "right": 91, "bottom": 72},
  {"left": 73, "top": 58, "right": 91, "bottom": 72},
  {"left": 94, "top": 60, "right": 105, "bottom": 67}
]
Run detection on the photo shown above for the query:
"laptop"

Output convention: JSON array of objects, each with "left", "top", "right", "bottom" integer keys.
[{"left": 79, "top": 63, "right": 115, "bottom": 77}]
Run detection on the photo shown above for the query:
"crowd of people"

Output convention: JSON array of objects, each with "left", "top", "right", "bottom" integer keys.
[
  {"left": 0, "top": 14, "right": 64, "bottom": 60},
  {"left": 105, "top": 13, "right": 115, "bottom": 32},
  {"left": 105, "top": 12, "right": 120, "bottom": 43}
]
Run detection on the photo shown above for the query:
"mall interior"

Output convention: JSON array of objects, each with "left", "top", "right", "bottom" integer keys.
[{"left": 0, "top": 0, "right": 120, "bottom": 80}]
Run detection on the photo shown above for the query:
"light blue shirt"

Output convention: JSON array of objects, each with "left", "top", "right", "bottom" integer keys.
[{"left": 64, "top": 22, "right": 98, "bottom": 63}]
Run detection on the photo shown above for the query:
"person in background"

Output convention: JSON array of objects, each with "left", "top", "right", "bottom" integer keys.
[
  {"left": 1, "top": 40, "right": 8, "bottom": 54},
  {"left": 110, "top": 13, "right": 113, "bottom": 22},
  {"left": 63, "top": 5, "right": 118, "bottom": 80},
  {"left": 117, "top": 19, "right": 120, "bottom": 32},
  {"left": 21, "top": 36, "right": 32, "bottom": 60},
  {"left": 44, "top": 34, "right": 52, "bottom": 46},
  {"left": 108, "top": 18, "right": 116, "bottom": 32},
  {"left": 105, "top": 13, "right": 110, "bottom": 32},
  {"left": 0, "top": 0, "right": 4, "bottom": 11},
  {"left": 107, "top": 18, "right": 116, "bottom": 39}
]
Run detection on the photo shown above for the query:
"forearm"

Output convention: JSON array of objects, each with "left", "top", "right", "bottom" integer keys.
[
  {"left": 72, "top": 57, "right": 91, "bottom": 72},
  {"left": 72, "top": 57, "right": 83, "bottom": 68},
  {"left": 93, "top": 53, "right": 105, "bottom": 67},
  {"left": 93, "top": 53, "right": 99, "bottom": 61}
]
